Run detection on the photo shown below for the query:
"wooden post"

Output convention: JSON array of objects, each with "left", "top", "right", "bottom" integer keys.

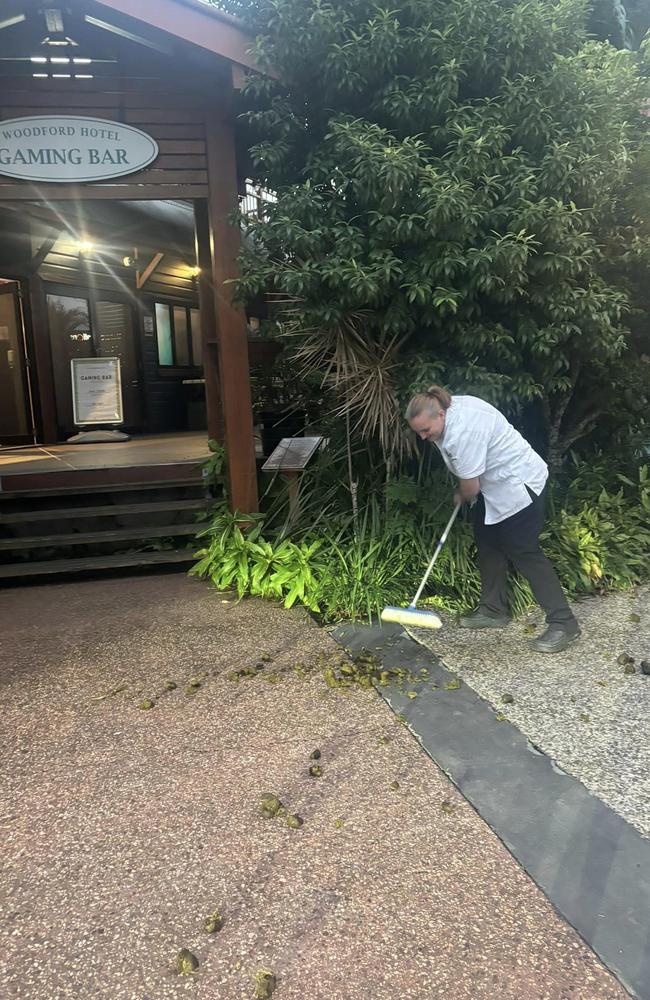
[
  {"left": 284, "top": 471, "right": 300, "bottom": 523},
  {"left": 193, "top": 199, "right": 224, "bottom": 444},
  {"left": 204, "top": 101, "right": 258, "bottom": 513}
]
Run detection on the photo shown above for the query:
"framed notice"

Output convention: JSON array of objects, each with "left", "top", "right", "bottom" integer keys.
[
  {"left": 261, "top": 436, "right": 324, "bottom": 472},
  {"left": 71, "top": 357, "right": 124, "bottom": 426}
]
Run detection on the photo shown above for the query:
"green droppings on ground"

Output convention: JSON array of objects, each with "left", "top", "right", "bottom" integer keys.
[
  {"left": 175, "top": 949, "right": 199, "bottom": 975},
  {"left": 254, "top": 969, "right": 277, "bottom": 998},
  {"left": 204, "top": 910, "right": 224, "bottom": 934}
]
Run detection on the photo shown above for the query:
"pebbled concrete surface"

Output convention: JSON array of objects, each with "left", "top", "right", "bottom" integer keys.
[{"left": 0, "top": 573, "right": 631, "bottom": 999}]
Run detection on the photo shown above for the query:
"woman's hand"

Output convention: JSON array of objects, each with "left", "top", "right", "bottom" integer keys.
[{"left": 455, "top": 477, "right": 480, "bottom": 504}]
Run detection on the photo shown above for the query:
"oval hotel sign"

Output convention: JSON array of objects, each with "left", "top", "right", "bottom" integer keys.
[{"left": 0, "top": 115, "right": 159, "bottom": 183}]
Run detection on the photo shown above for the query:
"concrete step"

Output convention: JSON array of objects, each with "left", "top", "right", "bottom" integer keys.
[
  {"left": 0, "top": 548, "right": 196, "bottom": 579},
  {"left": 0, "top": 473, "right": 206, "bottom": 499},
  {"left": 1, "top": 498, "right": 211, "bottom": 524},
  {"left": 0, "top": 523, "right": 200, "bottom": 551}
]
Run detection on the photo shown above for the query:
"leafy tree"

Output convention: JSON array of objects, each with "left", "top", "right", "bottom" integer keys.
[{"left": 221, "top": 0, "right": 650, "bottom": 468}]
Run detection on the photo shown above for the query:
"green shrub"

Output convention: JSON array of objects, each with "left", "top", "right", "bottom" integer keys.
[
  {"left": 191, "top": 465, "right": 650, "bottom": 622},
  {"left": 544, "top": 465, "right": 650, "bottom": 593},
  {"left": 190, "top": 508, "right": 325, "bottom": 612}
]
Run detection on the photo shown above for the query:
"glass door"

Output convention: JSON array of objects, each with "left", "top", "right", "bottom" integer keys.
[
  {"left": 46, "top": 287, "right": 143, "bottom": 437},
  {"left": 0, "top": 279, "right": 36, "bottom": 445}
]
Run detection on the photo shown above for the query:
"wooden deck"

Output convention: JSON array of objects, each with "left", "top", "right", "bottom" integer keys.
[{"left": 0, "top": 432, "right": 211, "bottom": 494}]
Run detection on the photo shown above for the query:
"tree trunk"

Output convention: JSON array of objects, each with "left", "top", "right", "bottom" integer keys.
[
  {"left": 546, "top": 397, "right": 571, "bottom": 472},
  {"left": 544, "top": 361, "right": 583, "bottom": 472}
]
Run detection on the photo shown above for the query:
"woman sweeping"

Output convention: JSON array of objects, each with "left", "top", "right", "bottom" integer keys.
[{"left": 405, "top": 386, "right": 580, "bottom": 654}]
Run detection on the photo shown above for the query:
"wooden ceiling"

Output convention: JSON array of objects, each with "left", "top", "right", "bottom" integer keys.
[
  {"left": 0, "top": 0, "right": 256, "bottom": 82},
  {"left": 0, "top": 198, "right": 200, "bottom": 298}
]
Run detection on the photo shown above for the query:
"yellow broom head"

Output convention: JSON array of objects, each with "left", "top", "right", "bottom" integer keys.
[{"left": 380, "top": 606, "right": 442, "bottom": 629}]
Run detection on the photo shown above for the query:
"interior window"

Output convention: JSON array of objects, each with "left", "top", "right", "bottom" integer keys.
[
  {"left": 190, "top": 308, "right": 202, "bottom": 366},
  {"left": 173, "top": 306, "right": 190, "bottom": 366},
  {"left": 155, "top": 303, "right": 174, "bottom": 366},
  {"left": 154, "top": 302, "right": 200, "bottom": 368}
]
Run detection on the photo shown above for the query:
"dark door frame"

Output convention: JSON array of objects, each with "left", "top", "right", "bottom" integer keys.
[{"left": 0, "top": 275, "right": 39, "bottom": 446}]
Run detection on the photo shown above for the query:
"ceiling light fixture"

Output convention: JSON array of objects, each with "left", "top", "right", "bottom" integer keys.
[
  {"left": 42, "top": 33, "right": 78, "bottom": 46},
  {"left": 42, "top": 11, "right": 77, "bottom": 47}
]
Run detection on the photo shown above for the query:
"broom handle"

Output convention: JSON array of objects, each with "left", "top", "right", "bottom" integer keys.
[{"left": 410, "top": 502, "right": 461, "bottom": 608}]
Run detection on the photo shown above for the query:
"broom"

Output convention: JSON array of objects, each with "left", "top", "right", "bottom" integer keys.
[{"left": 380, "top": 502, "right": 461, "bottom": 629}]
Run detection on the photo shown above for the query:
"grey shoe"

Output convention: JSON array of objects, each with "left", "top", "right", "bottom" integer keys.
[
  {"left": 458, "top": 610, "right": 510, "bottom": 629},
  {"left": 529, "top": 625, "right": 581, "bottom": 654}
]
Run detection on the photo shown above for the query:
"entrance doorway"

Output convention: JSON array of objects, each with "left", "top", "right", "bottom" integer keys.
[
  {"left": 46, "top": 286, "right": 144, "bottom": 438},
  {"left": 0, "top": 278, "right": 36, "bottom": 446}
]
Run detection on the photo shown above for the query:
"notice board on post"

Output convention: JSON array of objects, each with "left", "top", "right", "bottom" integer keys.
[
  {"left": 71, "top": 357, "right": 124, "bottom": 426},
  {"left": 261, "top": 436, "right": 324, "bottom": 472}
]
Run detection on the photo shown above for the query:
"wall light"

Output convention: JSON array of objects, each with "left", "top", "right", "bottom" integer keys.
[
  {"left": 122, "top": 255, "right": 136, "bottom": 268},
  {"left": 76, "top": 240, "right": 95, "bottom": 255},
  {"left": 188, "top": 265, "right": 201, "bottom": 278}
]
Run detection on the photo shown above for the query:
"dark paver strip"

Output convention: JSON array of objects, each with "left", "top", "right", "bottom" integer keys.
[
  {"left": 332, "top": 620, "right": 650, "bottom": 1000},
  {"left": 407, "top": 588, "right": 650, "bottom": 841}
]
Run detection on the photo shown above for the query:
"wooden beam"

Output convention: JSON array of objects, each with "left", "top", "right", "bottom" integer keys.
[
  {"left": 204, "top": 106, "right": 258, "bottom": 513},
  {"left": 0, "top": 184, "right": 209, "bottom": 201},
  {"left": 29, "top": 227, "right": 61, "bottom": 275},
  {"left": 92, "top": 0, "right": 262, "bottom": 71},
  {"left": 136, "top": 252, "right": 164, "bottom": 289}
]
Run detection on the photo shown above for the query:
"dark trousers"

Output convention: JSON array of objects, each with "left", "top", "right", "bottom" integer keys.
[{"left": 473, "top": 488, "right": 576, "bottom": 628}]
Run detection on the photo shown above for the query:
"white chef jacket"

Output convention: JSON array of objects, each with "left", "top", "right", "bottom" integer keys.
[{"left": 435, "top": 395, "right": 548, "bottom": 525}]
